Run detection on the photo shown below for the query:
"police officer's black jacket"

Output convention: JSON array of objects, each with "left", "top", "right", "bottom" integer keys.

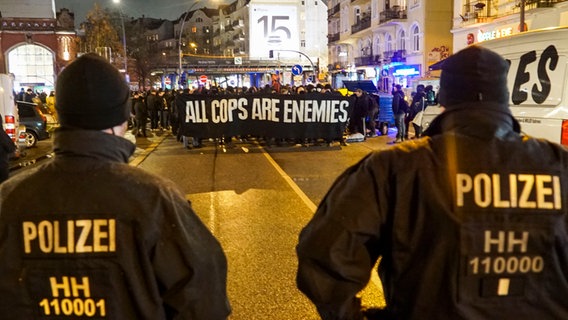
[
  {"left": 297, "top": 103, "right": 568, "bottom": 319},
  {"left": 0, "top": 128, "right": 231, "bottom": 319}
]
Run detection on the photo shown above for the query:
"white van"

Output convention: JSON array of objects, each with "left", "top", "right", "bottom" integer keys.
[
  {"left": 422, "top": 27, "right": 568, "bottom": 145},
  {"left": 0, "top": 74, "right": 26, "bottom": 153}
]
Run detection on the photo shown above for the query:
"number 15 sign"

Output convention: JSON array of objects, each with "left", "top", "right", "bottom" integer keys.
[{"left": 250, "top": 4, "right": 299, "bottom": 59}]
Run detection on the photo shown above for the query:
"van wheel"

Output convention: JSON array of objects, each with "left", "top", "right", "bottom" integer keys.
[
  {"left": 380, "top": 123, "right": 389, "bottom": 136},
  {"left": 24, "top": 131, "right": 38, "bottom": 148}
]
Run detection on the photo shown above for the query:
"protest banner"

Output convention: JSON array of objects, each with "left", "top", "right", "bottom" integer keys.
[{"left": 176, "top": 93, "right": 352, "bottom": 141}]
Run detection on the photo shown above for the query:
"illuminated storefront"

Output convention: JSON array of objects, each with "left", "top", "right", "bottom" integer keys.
[{"left": 0, "top": 2, "right": 77, "bottom": 93}]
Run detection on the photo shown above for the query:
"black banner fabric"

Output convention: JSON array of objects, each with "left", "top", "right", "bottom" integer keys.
[{"left": 176, "top": 93, "right": 353, "bottom": 140}]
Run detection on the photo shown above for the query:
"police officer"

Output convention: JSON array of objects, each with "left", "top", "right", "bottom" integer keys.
[
  {"left": 0, "top": 54, "right": 231, "bottom": 319},
  {"left": 296, "top": 46, "right": 568, "bottom": 319}
]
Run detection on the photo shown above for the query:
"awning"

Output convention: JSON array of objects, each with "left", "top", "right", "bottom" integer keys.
[
  {"left": 342, "top": 80, "right": 378, "bottom": 93},
  {"left": 428, "top": 58, "right": 447, "bottom": 71}
]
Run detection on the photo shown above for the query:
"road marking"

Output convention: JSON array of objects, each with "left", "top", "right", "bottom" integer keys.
[
  {"left": 133, "top": 137, "right": 383, "bottom": 292},
  {"left": 259, "top": 146, "right": 317, "bottom": 213},
  {"left": 260, "top": 146, "right": 384, "bottom": 291},
  {"left": 129, "top": 135, "right": 168, "bottom": 167}
]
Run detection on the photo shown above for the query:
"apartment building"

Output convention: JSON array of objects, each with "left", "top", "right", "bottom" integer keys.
[
  {"left": 206, "top": 0, "right": 328, "bottom": 87},
  {"left": 451, "top": 0, "right": 568, "bottom": 51},
  {"left": 327, "top": 0, "right": 453, "bottom": 91}
]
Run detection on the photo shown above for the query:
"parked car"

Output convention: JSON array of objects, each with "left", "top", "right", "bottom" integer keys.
[{"left": 17, "top": 101, "right": 50, "bottom": 147}]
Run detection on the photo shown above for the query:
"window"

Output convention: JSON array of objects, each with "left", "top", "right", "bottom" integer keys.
[
  {"left": 374, "top": 35, "right": 382, "bottom": 55},
  {"left": 398, "top": 29, "right": 406, "bottom": 51},
  {"left": 411, "top": 25, "right": 420, "bottom": 52},
  {"left": 8, "top": 44, "right": 55, "bottom": 87},
  {"left": 385, "top": 33, "right": 393, "bottom": 52},
  {"left": 191, "top": 26, "right": 197, "bottom": 33},
  {"left": 196, "top": 17, "right": 203, "bottom": 23}
]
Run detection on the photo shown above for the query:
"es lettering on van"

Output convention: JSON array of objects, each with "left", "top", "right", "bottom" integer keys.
[{"left": 510, "top": 45, "right": 560, "bottom": 106}]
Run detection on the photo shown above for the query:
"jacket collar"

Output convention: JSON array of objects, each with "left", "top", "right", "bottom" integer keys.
[
  {"left": 53, "top": 127, "right": 136, "bottom": 163},
  {"left": 423, "top": 102, "right": 521, "bottom": 139}
]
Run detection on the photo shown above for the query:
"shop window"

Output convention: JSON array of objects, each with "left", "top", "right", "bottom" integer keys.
[{"left": 8, "top": 44, "right": 55, "bottom": 89}]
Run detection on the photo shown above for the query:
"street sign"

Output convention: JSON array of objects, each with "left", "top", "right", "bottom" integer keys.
[
  {"left": 234, "top": 57, "right": 242, "bottom": 65},
  {"left": 164, "top": 77, "right": 171, "bottom": 85},
  {"left": 200, "top": 75, "right": 208, "bottom": 83},
  {"left": 291, "top": 64, "right": 303, "bottom": 76}
]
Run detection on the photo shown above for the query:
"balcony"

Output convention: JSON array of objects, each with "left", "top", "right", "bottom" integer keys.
[
  {"left": 525, "top": 0, "right": 565, "bottom": 8},
  {"left": 384, "top": 50, "right": 406, "bottom": 63},
  {"left": 328, "top": 33, "right": 340, "bottom": 42},
  {"left": 351, "top": 16, "right": 371, "bottom": 34},
  {"left": 379, "top": 7, "right": 407, "bottom": 24},
  {"left": 354, "top": 55, "right": 382, "bottom": 66},
  {"left": 328, "top": 3, "right": 340, "bottom": 17}
]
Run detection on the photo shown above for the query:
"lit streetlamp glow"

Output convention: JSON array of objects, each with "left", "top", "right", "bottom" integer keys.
[{"left": 113, "top": 0, "right": 129, "bottom": 81}]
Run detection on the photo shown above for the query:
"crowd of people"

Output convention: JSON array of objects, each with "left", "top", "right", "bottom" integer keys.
[
  {"left": 127, "top": 82, "right": 351, "bottom": 148},
  {"left": 390, "top": 82, "right": 437, "bottom": 143}
]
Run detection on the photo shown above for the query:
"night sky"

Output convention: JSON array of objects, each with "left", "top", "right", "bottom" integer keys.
[{"left": 54, "top": 0, "right": 223, "bottom": 23}]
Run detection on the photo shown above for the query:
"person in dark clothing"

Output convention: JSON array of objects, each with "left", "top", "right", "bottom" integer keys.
[
  {"left": 424, "top": 84, "right": 437, "bottom": 106},
  {"left": 297, "top": 45, "right": 568, "bottom": 319},
  {"left": 132, "top": 91, "right": 148, "bottom": 137},
  {"left": 146, "top": 89, "right": 160, "bottom": 130},
  {"left": 161, "top": 89, "right": 173, "bottom": 130},
  {"left": 365, "top": 94, "right": 380, "bottom": 137},
  {"left": 23, "top": 88, "right": 35, "bottom": 103},
  {"left": 346, "top": 89, "right": 370, "bottom": 142},
  {"left": 0, "top": 125, "right": 15, "bottom": 183},
  {"left": 408, "top": 84, "right": 426, "bottom": 138},
  {"left": 0, "top": 54, "right": 231, "bottom": 320},
  {"left": 391, "top": 84, "right": 408, "bottom": 143},
  {"left": 17, "top": 88, "right": 25, "bottom": 101}
]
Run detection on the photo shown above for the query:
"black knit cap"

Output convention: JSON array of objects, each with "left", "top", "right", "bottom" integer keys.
[
  {"left": 438, "top": 45, "right": 510, "bottom": 109},
  {"left": 56, "top": 53, "right": 130, "bottom": 130}
]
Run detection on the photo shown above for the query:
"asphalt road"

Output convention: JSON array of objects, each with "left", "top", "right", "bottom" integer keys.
[{"left": 9, "top": 129, "right": 400, "bottom": 319}]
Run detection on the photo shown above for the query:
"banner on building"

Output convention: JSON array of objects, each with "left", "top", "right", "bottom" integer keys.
[{"left": 176, "top": 93, "right": 352, "bottom": 140}]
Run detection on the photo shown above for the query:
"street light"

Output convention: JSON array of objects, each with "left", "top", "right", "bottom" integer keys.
[
  {"left": 178, "top": 1, "right": 201, "bottom": 88},
  {"left": 113, "top": 0, "right": 128, "bottom": 82}
]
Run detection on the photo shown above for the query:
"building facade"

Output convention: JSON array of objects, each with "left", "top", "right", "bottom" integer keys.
[
  {"left": 0, "top": 0, "right": 77, "bottom": 93},
  {"left": 165, "top": 0, "right": 329, "bottom": 89},
  {"left": 450, "top": 0, "right": 568, "bottom": 52},
  {"left": 327, "top": 0, "right": 453, "bottom": 91}
]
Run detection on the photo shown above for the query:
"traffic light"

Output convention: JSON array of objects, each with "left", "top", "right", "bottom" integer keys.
[{"left": 269, "top": 50, "right": 274, "bottom": 58}]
